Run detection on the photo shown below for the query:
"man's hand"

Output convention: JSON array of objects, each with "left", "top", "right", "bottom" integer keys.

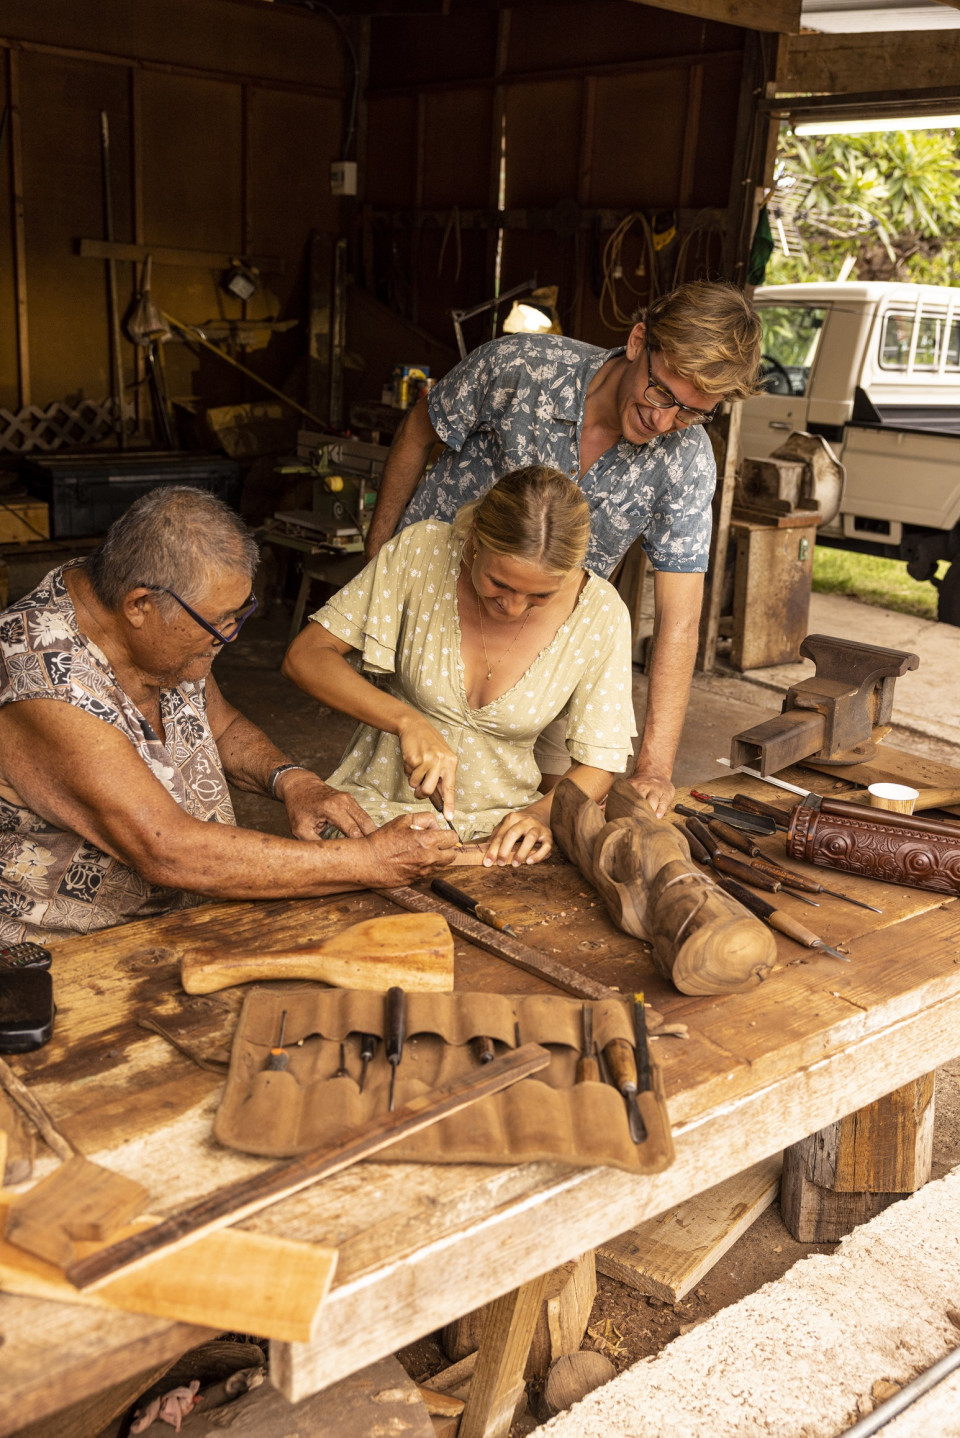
[
  {"left": 482, "top": 807, "right": 552, "bottom": 867},
  {"left": 277, "top": 768, "right": 377, "bottom": 840},
  {"left": 626, "top": 763, "right": 675, "bottom": 818},
  {"left": 360, "top": 813, "right": 460, "bottom": 884}
]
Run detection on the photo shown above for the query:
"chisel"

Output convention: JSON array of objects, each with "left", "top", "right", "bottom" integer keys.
[
  {"left": 680, "top": 822, "right": 849, "bottom": 961},
  {"left": 733, "top": 852, "right": 882, "bottom": 913},
  {"left": 682, "top": 813, "right": 820, "bottom": 906},
  {"left": 385, "top": 986, "right": 406, "bottom": 1112},
  {"left": 676, "top": 799, "right": 777, "bottom": 836},
  {"left": 430, "top": 878, "right": 519, "bottom": 937},
  {"left": 265, "top": 1011, "right": 289, "bottom": 1071},
  {"left": 633, "top": 994, "right": 651, "bottom": 1096},
  {"left": 702, "top": 815, "right": 763, "bottom": 857},
  {"left": 690, "top": 791, "right": 793, "bottom": 829},
  {"left": 603, "top": 1038, "right": 647, "bottom": 1143},
  {"left": 472, "top": 1036, "right": 496, "bottom": 1064},
  {"left": 427, "top": 786, "right": 464, "bottom": 843},
  {"left": 576, "top": 1004, "right": 600, "bottom": 1084},
  {"left": 358, "top": 1033, "right": 378, "bottom": 1094}
]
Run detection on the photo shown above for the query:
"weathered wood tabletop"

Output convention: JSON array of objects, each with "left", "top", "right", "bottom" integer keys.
[{"left": 3, "top": 754, "right": 960, "bottom": 1434}]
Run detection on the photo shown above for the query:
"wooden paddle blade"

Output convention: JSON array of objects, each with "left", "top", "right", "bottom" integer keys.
[{"left": 180, "top": 913, "right": 455, "bottom": 995}]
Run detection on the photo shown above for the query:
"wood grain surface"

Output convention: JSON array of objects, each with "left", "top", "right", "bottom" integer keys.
[{"left": 2, "top": 752, "right": 960, "bottom": 1431}]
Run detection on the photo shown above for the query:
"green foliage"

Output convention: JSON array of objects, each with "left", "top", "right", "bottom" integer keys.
[
  {"left": 767, "top": 125, "right": 960, "bottom": 283},
  {"left": 812, "top": 547, "right": 948, "bottom": 621}
]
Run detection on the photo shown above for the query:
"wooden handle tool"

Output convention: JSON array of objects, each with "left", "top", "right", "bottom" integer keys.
[
  {"left": 703, "top": 816, "right": 763, "bottom": 857},
  {"left": 683, "top": 815, "right": 781, "bottom": 893},
  {"left": 430, "top": 878, "right": 519, "bottom": 937},
  {"left": 715, "top": 876, "right": 850, "bottom": 962},
  {"left": 576, "top": 1005, "right": 600, "bottom": 1084},
  {"left": 603, "top": 1038, "right": 647, "bottom": 1143},
  {"left": 385, "top": 986, "right": 406, "bottom": 1113},
  {"left": 180, "top": 914, "right": 455, "bottom": 995}
]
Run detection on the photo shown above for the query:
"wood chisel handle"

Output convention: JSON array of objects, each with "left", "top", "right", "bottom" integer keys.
[
  {"left": 715, "top": 876, "right": 825, "bottom": 948},
  {"left": 704, "top": 816, "right": 762, "bottom": 857},
  {"left": 732, "top": 793, "right": 794, "bottom": 827},
  {"left": 603, "top": 1038, "right": 638, "bottom": 1095},
  {"left": 745, "top": 854, "right": 821, "bottom": 893},
  {"left": 712, "top": 851, "right": 782, "bottom": 893},
  {"left": 472, "top": 1036, "right": 496, "bottom": 1064},
  {"left": 576, "top": 1003, "right": 600, "bottom": 1083}
]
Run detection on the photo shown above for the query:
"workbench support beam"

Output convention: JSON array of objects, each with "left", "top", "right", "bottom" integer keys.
[
  {"left": 457, "top": 1271, "right": 552, "bottom": 1438},
  {"left": 781, "top": 1072, "right": 935, "bottom": 1243}
]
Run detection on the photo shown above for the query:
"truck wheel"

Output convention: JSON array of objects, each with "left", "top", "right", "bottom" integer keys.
[{"left": 934, "top": 562, "right": 960, "bottom": 626}]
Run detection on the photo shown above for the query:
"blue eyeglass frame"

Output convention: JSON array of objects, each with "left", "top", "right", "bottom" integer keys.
[{"left": 142, "top": 585, "right": 258, "bottom": 647}]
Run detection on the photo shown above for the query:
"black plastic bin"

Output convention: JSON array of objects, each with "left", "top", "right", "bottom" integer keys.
[{"left": 18, "top": 453, "right": 242, "bottom": 539}]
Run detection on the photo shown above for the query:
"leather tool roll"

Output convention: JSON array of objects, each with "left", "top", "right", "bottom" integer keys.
[
  {"left": 787, "top": 793, "right": 960, "bottom": 895},
  {"left": 214, "top": 988, "right": 674, "bottom": 1176}
]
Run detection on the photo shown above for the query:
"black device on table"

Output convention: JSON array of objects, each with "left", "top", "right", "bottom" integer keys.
[{"left": 0, "top": 967, "right": 55, "bottom": 1052}]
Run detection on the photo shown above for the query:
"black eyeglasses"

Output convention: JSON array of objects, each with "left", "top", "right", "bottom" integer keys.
[
  {"left": 142, "top": 585, "right": 258, "bottom": 647},
  {"left": 644, "top": 347, "right": 718, "bottom": 428}
]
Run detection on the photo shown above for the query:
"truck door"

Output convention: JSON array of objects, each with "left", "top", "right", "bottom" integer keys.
[{"left": 740, "top": 303, "right": 826, "bottom": 459}]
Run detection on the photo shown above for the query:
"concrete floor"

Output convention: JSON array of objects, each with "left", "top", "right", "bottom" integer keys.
[{"left": 216, "top": 587, "right": 960, "bottom": 1416}]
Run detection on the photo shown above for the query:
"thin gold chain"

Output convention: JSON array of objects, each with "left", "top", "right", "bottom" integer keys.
[{"left": 476, "top": 588, "right": 531, "bottom": 680}]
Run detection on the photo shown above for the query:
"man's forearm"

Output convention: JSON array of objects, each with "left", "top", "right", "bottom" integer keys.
[
  {"left": 215, "top": 710, "right": 293, "bottom": 796},
  {"left": 636, "top": 622, "right": 698, "bottom": 776},
  {"left": 365, "top": 398, "right": 439, "bottom": 557}
]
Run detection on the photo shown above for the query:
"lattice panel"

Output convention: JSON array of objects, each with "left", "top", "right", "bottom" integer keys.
[{"left": 0, "top": 400, "right": 135, "bottom": 453}]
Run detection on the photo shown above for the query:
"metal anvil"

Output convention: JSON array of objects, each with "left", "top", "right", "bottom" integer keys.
[{"left": 729, "top": 635, "right": 919, "bottom": 775}]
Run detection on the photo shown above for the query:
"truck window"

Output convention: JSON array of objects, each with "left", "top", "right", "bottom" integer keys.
[
  {"left": 880, "top": 308, "right": 960, "bottom": 371},
  {"left": 757, "top": 306, "right": 825, "bottom": 396}
]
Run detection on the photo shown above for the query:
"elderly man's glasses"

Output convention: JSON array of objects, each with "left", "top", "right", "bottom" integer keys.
[
  {"left": 143, "top": 585, "right": 258, "bottom": 647},
  {"left": 645, "top": 347, "right": 718, "bottom": 427}
]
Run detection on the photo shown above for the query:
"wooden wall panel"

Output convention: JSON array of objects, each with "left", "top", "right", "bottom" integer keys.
[
  {"left": 504, "top": 2, "right": 741, "bottom": 74},
  {"left": 589, "top": 69, "right": 686, "bottom": 210},
  {"left": 18, "top": 51, "right": 131, "bottom": 410},
  {"left": 0, "top": 55, "right": 19, "bottom": 409},
  {"left": 0, "top": 0, "right": 346, "bottom": 93},
  {"left": 422, "top": 89, "right": 493, "bottom": 208},
  {"left": 367, "top": 12, "right": 499, "bottom": 91},
  {"left": 366, "top": 96, "right": 418, "bottom": 208},
  {"left": 503, "top": 80, "right": 581, "bottom": 207},
  {"left": 691, "top": 54, "right": 742, "bottom": 208}
]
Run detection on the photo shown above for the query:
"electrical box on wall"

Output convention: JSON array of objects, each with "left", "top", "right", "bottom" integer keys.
[{"left": 330, "top": 161, "right": 357, "bottom": 196}]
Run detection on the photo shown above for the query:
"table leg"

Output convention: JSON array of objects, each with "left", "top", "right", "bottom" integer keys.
[
  {"left": 781, "top": 1072, "right": 935, "bottom": 1242},
  {"left": 457, "top": 1271, "right": 552, "bottom": 1438}
]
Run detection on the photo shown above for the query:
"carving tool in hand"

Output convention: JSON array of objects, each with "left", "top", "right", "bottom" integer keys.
[
  {"left": 576, "top": 1004, "right": 600, "bottom": 1084},
  {"left": 385, "top": 986, "right": 406, "bottom": 1112},
  {"left": 603, "top": 1038, "right": 646, "bottom": 1143},
  {"left": 358, "top": 1033, "right": 378, "bottom": 1093},
  {"left": 714, "top": 873, "right": 851, "bottom": 963},
  {"left": 427, "top": 785, "right": 463, "bottom": 842},
  {"left": 682, "top": 814, "right": 820, "bottom": 907},
  {"left": 430, "top": 878, "right": 519, "bottom": 937},
  {"left": 265, "top": 1011, "right": 289, "bottom": 1071}
]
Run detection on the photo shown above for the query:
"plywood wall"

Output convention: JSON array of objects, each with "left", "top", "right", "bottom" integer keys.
[
  {"left": 362, "top": 1, "right": 772, "bottom": 373},
  {"left": 0, "top": 0, "right": 348, "bottom": 429}
]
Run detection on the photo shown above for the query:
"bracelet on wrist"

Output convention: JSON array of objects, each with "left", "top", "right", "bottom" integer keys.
[{"left": 268, "top": 763, "right": 309, "bottom": 800}]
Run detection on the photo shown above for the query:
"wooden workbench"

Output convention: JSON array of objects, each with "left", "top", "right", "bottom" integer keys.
[{"left": 3, "top": 759, "right": 960, "bottom": 1435}]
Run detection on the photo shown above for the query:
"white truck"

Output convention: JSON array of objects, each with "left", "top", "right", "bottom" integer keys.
[{"left": 740, "top": 281, "right": 960, "bottom": 625}]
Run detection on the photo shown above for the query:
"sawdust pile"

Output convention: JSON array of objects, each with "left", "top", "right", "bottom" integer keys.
[{"left": 535, "top": 1164, "right": 960, "bottom": 1437}]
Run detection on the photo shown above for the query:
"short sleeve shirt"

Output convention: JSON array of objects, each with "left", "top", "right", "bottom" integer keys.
[
  {"left": 399, "top": 334, "right": 716, "bottom": 576},
  {"left": 0, "top": 564, "right": 235, "bottom": 944},
  {"left": 310, "top": 520, "right": 636, "bottom": 841}
]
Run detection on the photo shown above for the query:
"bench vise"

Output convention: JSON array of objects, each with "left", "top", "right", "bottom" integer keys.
[{"left": 729, "top": 635, "right": 919, "bottom": 776}]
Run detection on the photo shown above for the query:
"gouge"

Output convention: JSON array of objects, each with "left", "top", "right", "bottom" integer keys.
[
  {"left": 603, "top": 1038, "right": 646, "bottom": 1143},
  {"left": 430, "top": 878, "right": 519, "bottom": 937}
]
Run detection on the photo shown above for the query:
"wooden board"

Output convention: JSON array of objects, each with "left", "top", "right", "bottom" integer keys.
[
  {"left": 0, "top": 1201, "right": 336, "bottom": 1343},
  {"left": 597, "top": 1155, "right": 781, "bottom": 1302},
  {"left": 3, "top": 1155, "right": 148, "bottom": 1267}
]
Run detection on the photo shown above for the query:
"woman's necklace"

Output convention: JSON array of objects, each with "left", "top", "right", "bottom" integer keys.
[{"left": 476, "top": 589, "right": 531, "bottom": 681}]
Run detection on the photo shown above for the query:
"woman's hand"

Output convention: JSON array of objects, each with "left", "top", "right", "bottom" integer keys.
[
  {"left": 482, "top": 805, "right": 552, "bottom": 867},
  {"left": 396, "top": 713, "right": 458, "bottom": 820}
]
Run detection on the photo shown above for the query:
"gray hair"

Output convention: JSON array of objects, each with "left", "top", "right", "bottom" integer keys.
[{"left": 85, "top": 486, "right": 259, "bottom": 612}]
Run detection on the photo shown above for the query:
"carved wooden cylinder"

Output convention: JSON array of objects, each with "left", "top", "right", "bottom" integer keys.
[{"left": 786, "top": 795, "right": 960, "bottom": 895}]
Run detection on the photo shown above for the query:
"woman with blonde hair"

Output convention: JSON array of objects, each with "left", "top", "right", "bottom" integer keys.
[{"left": 282, "top": 465, "right": 636, "bottom": 865}]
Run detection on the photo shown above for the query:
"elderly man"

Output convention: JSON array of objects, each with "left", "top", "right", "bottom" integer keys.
[
  {"left": 366, "top": 281, "right": 762, "bottom": 816},
  {"left": 0, "top": 486, "right": 456, "bottom": 944}
]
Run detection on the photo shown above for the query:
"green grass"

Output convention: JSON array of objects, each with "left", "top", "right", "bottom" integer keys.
[{"left": 812, "top": 547, "right": 948, "bottom": 620}]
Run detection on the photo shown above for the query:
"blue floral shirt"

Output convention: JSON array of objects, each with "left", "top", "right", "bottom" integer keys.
[{"left": 399, "top": 334, "right": 716, "bottom": 576}]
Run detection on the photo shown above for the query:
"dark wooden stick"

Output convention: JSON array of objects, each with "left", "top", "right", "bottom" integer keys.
[
  {"left": 378, "top": 886, "right": 617, "bottom": 1001},
  {"left": 0, "top": 1055, "right": 76, "bottom": 1162},
  {"left": 66, "top": 1043, "right": 550, "bottom": 1291}
]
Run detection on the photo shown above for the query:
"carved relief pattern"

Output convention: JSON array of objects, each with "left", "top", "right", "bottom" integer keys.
[{"left": 787, "top": 810, "right": 960, "bottom": 896}]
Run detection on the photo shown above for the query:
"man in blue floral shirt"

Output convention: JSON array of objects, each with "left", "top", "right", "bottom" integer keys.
[{"left": 366, "top": 281, "right": 761, "bottom": 815}]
